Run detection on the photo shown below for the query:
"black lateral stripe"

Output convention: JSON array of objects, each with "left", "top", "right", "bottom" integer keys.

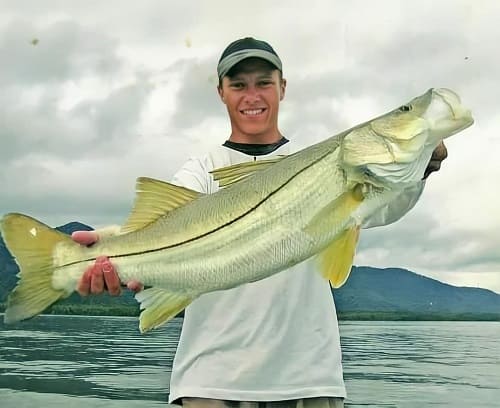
[{"left": 65, "top": 148, "right": 335, "bottom": 267}]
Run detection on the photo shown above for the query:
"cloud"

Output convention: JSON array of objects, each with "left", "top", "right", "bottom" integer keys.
[
  {"left": 0, "top": 19, "right": 121, "bottom": 86},
  {"left": 0, "top": 0, "right": 498, "bottom": 293}
]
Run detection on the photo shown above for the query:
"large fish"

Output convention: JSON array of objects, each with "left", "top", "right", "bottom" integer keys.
[{"left": 1, "top": 88, "right": 473, "bottom": 332}]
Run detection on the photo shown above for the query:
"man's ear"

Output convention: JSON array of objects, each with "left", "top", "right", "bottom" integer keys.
[
  {"left": 280, "top": 78, "right": 287, "bottom": 101},
  {"left": 217, "top": 85, "right": 226, "bottom": 104}
]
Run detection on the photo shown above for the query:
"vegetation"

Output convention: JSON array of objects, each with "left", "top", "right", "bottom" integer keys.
[
  {"left": 337, "top": 310, "right": 500, "bottom": 322},
  {"left": 1, "top": 302, "right": 498, "bottom": 321},
  {"left": 0, "top": 302, "right": 140, "bottom": 317}
]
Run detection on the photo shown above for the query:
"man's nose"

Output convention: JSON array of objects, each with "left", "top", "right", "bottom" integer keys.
[{"left": 244, "top": 85, "right": 260, "bottom": 102}]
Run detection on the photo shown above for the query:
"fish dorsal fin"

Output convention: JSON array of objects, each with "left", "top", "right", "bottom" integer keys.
[
  {"left": 121, "top": 177, "right": 202, "bottom": 234},
  {"left": 319, "top": 225, "right": 360, "bottom": 288},
  {"left": 210, "top": 156, "right": 286, "bottom": 187}
]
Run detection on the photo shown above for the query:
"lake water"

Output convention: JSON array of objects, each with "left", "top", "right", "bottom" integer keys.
[{"left": 0, "top": 315, "right": 498, "bottom": 407}]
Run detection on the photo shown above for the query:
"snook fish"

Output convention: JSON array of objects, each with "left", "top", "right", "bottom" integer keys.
[{"left": 1, "top": 88, "right": 473, "bottom": 332}]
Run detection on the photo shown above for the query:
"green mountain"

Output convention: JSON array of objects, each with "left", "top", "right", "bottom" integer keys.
[
  {"left": 333, "top": 266, "right": 500, "bottom": 315},
  {"left": 1, "top": 222, "right": 499, "bottom": 317}
]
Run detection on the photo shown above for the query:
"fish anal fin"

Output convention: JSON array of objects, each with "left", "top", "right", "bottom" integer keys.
[
  {"left": 210, "top": 156, "right": 286, "bottom": 188},
  {"left": 121, "top": 177, "right": 202, "bottom": 234},
  {"left": 319, "top": 226, "right": 360, "bottom": 288},
  {"left": 135, "top": 288, "right": 193, "bottom": 333}
]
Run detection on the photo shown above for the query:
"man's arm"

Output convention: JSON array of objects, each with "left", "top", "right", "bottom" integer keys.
[{"left": 363, "top": 142, "right": 448, "bottom": 229}]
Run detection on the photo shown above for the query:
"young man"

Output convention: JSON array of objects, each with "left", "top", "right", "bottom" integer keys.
[{"left": 73, "top": 37, "right": 448, "bottom": 407}]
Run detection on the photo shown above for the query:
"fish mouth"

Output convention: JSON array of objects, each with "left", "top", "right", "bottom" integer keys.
[{"left": 431, "top": 88, "right": 474, "bottom": 124}]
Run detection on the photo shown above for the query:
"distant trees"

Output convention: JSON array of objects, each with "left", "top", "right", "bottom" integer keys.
[{"left": 1, "top": 302, "right": 498, "bottom": 321}]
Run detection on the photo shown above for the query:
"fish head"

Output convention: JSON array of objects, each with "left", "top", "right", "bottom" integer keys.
[{"left": 341, "top": 88, "right": 474, "bottom": 185}]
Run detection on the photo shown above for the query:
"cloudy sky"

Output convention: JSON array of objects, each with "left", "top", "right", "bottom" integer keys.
[{"left": 1, "top": 0, "right": 499, "bottom": 293}]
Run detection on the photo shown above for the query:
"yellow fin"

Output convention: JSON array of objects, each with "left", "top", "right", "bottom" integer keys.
[
  {"left": 320, "top": 226, "right": 360, "bottom": 288},
  {"left": 135, "top": 288, "right": 192, "bottom": 333},
  {"left": 121, "top": 177, "right": 202, "bottom": 234},
  {"left": 210, "top": 156, "right": 286, "bottom": 187},
  {"left": 0, "top": 213, "right": 69, "bottom": 323},
  {"left": 304, "top": 184, "right": 364, "bottom": 237},
  {"left": 303, "top": 185, "right": 364, "bottom": 288}
]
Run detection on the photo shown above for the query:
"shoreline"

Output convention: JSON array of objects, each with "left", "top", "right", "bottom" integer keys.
[{"left": 1, "top": 304, "right": 499, "bottom": 322}]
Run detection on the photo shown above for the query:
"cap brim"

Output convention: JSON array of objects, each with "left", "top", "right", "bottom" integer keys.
[{"left": 217, "top": 49, "right": 282, "bottom": 79}]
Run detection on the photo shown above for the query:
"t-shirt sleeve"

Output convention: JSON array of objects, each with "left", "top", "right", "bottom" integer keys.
[
  {"left": 170, "top": 156, "right": 212, "bottom": 194},
  {"left": 362, "top": 181, "right": 425, "bottom": 228}
]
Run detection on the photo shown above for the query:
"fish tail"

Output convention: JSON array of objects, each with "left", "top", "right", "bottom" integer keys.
[{"left": 1, "top": 213, "right": 69, "bottom": 323}]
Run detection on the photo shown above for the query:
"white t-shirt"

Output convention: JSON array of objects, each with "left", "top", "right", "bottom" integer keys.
[{"left": 168, "top": 142, "right": 424, "bottom": 403}]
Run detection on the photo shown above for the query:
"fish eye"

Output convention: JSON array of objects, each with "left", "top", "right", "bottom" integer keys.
[{"left": 399, "top": 104, "right": 412, "bottom": 112}]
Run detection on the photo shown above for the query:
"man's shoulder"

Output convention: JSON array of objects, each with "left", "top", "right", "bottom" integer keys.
[{"left": 180, "top": 145, "right": 234, "bottom": 172}]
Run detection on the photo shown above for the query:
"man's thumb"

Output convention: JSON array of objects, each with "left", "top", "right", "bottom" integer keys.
[{"left": 71, "top": 230, "right": 99, "bottom": 246}]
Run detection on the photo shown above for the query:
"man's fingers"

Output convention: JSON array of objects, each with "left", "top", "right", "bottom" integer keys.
[
  {"left": 423, "top": 142, "right": 448, "bottom": 180},
  {"left": 72, "top": 230, "right": 99, "bottom": 246},
  {"left": 76, "top": 255, "right": 123, "bottom": 296},
  {"left": 127, "top": 280, "right": 144, "bottom": 293},
  {"left": 423, "top": 160, "right": 442, "bottom": 179},
  {"left": 432, "top": 141, "right": 448, "bottom": 162},
  {"left": 89, "top": 257, "right": 106, "bottom": 294},
  {"left": 77, "top": 267, "right": 93, "bottom": 296},
  {"left": 102, "top": 259, "right": 122, "bottom": 296}
]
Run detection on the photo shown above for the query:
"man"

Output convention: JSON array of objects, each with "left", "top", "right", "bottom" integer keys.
[{"left": 72, "top": 37, "right": 448, "bottom": 407}]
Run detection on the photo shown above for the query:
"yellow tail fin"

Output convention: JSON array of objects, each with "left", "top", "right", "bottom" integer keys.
[{"left": 1, "top": 213, "right": 70, "bottom": 323}]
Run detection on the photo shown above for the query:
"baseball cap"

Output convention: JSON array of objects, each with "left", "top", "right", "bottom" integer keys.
[{"left": 217, "top": 37, "right": 282, "bottom": 80}]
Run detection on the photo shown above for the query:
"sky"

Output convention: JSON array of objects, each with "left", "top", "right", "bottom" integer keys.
[{"left": 1, "top": 0, "right": 499, "bottom": 294}]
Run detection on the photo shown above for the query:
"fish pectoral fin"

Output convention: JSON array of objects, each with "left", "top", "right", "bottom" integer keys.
[
  {"left": 0, "top": 213, "right": 68, "bottom": 323},
  {"left": 210, "top": 156, "right": 286, "bottom": 187},
  {"left": 135, "top": 288, "right": 193, "bottom": 333},
  {"left": 304, "top": 185, "right": 364, "bottom": 238},
  {"left": 318, "top": 225, "right": 360, "bottom": 288},
  {"left": 121, "top": 177, "right": 202, "bottom": 234}
]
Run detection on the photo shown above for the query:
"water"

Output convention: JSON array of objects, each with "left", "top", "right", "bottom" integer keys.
[{"left": 0, "top": 316, "right": 498, "bottom": 407}]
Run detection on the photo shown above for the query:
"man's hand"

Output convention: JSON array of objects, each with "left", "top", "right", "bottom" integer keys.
[
  {"left": 71, "top": 230, "right": 143, "bottom": 296},
  {"left": 423, "top": 141, "right": 448, "bottom": 179}
]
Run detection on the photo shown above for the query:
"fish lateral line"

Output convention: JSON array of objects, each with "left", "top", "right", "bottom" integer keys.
[{"left": 61, "top": 146, "right": 340, "bottom": 268}]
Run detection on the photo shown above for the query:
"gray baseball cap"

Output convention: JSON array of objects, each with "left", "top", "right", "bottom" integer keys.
[{"left": 217, "top": 37, "right": 282, "bottom": 80}]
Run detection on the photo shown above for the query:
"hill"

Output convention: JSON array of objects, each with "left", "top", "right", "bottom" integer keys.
[{"left": 333, "top": 266, "right": 500, "bottom": 316}]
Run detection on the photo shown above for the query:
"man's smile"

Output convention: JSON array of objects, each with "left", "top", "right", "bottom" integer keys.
[{"left": 241, "top": 108, "right": 266, "bottom": 116}]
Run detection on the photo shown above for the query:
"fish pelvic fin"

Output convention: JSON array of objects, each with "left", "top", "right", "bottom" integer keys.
[
  {"left": 135, "top": 288, "right": 193, "bottom": 333},
  {"left": 0, "top": 213, "right": 69, "bottom": 323},
  {"left": 121, "top": 177, "right": 202, "bottom": 234},
  {"left": 320, "top": 225, "right": 360, "bottom": 288},
  {"left": 210, "top": 156, "right": 286, "bottom": 187}
]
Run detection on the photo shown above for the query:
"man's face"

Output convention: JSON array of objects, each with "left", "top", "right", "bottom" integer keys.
[{"left": 218, "top": 58, "right": 286, "bottom": 143}]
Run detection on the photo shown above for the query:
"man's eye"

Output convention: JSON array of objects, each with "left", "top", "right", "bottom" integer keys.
[{"left": 230, "top": 83, "right": 244, "bottom": 88}]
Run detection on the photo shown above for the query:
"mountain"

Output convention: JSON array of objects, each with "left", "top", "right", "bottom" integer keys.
[
  {"left": 1, "top": 222, "right": 499, "bottom": 316},
  {"left": 332, "top": 266, "right": 500, "bottom": 315}
]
